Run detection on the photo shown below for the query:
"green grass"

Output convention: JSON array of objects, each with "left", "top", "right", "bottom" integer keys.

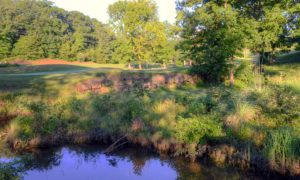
[
  {"left": 0, "top": 59, "right": 299, "bottom": 174},
  {"left": 263, "top": 127, "right": 299, "bottom": 168},
  {"left": 0, "top": 64, "right": 126, "bottom": 74},
  {"left": 0, "top": 63, "right": 187, "bottom": 95},
  {"left": 276, "top": 51, "right": 300, "bottom": 64},
  {"left": 265, "top": 62, "right": 300, "bottom": 93}
]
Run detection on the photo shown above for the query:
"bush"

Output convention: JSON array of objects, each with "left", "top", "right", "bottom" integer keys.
[
  {"left": 175, "top": 115, "right": 223, "bottom": 144},
  {"left": 234, "top": 61, "right": 255, "bottom": 88},
  {"left": 255, "top": 86, "right": 299, "bottom": 124},
  {"left": 15, "top": 116, "right": 34, "bottom": 140},
  {"left": 91, "top": 93, "right": 146, "bottom": 134}
]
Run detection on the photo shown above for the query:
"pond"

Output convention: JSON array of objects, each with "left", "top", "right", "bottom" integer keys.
[{"left": 0, "top": 145, "right": 258, "bottom": 180}]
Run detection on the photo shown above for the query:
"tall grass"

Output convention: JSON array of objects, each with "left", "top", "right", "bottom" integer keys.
[{"left": 263, "top": 127, "right": 299, "bottom": 168}]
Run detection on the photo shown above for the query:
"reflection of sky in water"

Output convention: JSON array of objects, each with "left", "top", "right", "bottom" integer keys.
[
  {"left": 23, "top": 147, "right": 177, "bottom": 180},
  {"left": 0, "top": 157, "right": 14, "bottom": 163}
]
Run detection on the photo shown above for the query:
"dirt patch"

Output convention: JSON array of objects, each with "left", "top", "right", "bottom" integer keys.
[
  {"left": 76, "top": 73, "right": 198, "bottom": 93},
  {"left": 0, "top": 114, "right": 16, "bottom": 127}
]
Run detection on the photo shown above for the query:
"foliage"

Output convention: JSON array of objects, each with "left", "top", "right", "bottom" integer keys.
[
  {"left": 0, "top": 0, "right": 113, "bottom": 61},
  {"left": 175, "top": 115, "right": 223, "bottom": 144},
  {"left": 178, "top": 1, "right": 247, "bottom": 82},
  {"left": 177, "top": 0, "right": 300, "bottom": 81},
  {"left": 0, "top": 162, "right": 22, "bottom": 180},
  {"left": 254, "top": 86, "right": 300, "bottom": 124},
  {"left": 108, "top": 0, "right": 178, "bottom": 66}
]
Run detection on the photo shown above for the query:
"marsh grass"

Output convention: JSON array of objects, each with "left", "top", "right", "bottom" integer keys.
[{"left": 263, "top": 127, "right": 300, "bottom": 169}]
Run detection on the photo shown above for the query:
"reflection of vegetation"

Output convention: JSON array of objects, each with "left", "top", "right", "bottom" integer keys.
[
  {"left": 21, "top": 150, "right": 62, "bottom": 171},
  {"left": 126, "top": 149, "right": 149, "bottom": 176},
  {"left": 0, "top": 149, "right": 62, "bottom": 180},
  {"left": 0, "top": 145, "right": 248, "bottom": 179},
  {"left": 168, "top": 157, "right": 243, "bottom": 180},
  {"left": 0, "top": 162, "right": 22, "bottom": 180}
]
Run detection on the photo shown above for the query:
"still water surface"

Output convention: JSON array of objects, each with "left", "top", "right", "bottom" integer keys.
[{"left": 1, "top": 145, "right": 257, "bottom": 180}]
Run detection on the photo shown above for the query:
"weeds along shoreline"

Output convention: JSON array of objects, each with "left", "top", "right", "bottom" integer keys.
[
  {"left": 0, "top": 62, "right": 300, "bottom": 177},
  {"left": 3, "top": 131, "right": 299, "bottom": 178},
  {"left": 1, "top": 86, "right": 300, "bottom": 177}
]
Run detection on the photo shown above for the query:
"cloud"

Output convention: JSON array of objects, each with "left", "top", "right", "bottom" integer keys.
[{"left": 51, "top": 0, "right": 176, "bottom": 24}]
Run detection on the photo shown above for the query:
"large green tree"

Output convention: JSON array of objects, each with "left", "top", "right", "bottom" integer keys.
[
  {"left": 108, "top": 0, "right": 174, "bottom": 69},
  {"left": 0, "top": 0, "right": 114, "bottom": 62},
  {"left": 177, "top": 0, "right": 300, "bottom": 82},
  {"left": 177, "top": 1, "right": 247, "bottom": 83},
  {"left": 231, "top": 0, "right": 299, "bottom": 67}
]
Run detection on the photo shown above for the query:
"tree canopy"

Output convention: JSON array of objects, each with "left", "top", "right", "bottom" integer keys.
[
  {"left": 0, "top": 0, "right": 180, "bottom": 66},
  {"left": 108, "top": 0, "right": 177, "bottom": 68},
  {"left": 177, "top": 0, "right": 300, "bottom": 82},
  {"left": 1, "top": 0, "right": 300, "bottom": 82}
]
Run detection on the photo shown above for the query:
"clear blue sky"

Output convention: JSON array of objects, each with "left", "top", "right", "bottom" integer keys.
[{"left": 51, "top": 0, "right": 176, "bottom": 24}]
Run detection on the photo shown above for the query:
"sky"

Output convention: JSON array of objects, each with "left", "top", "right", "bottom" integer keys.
[{"left": 51, "top": 0, "right": 177, "bottom": 24}]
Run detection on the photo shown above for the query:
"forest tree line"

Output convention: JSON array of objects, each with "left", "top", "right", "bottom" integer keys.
[
  {"left": 1, "top": 0, "right": 300, "bottom": 82},
  {"left": 0, "top": 0, "right": 181, "bottom": 65}
]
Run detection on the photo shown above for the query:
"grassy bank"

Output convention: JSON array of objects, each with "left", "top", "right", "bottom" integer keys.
[{"left": 0, "top": 59, "right": 299, "bottom": 176}]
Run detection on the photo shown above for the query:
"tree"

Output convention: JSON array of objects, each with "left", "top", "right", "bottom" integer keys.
[
  {"left": 12, "top": 34, "right": 44, "bottom": 59},
  {"left": 108, "top": 0, "right": 172, "bottom": 69},
  {"left": 0, "top": 35, "right": 11, "bottom": 59},
  {"left": 0, "top": 0, "right": 114, "bottom": 62},
  {"left": 231, "top": 0, "right": 298, "bottom": 68},
  {"left": 177, "top": 1, "right": 247, "bottom": 83}
]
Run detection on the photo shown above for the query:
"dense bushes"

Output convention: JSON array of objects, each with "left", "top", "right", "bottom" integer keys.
[{"left": 175, "top": 115, "right": 223, "bottom": 144}]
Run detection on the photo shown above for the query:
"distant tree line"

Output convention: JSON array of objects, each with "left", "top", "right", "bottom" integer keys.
[
  {"left": 0, "top": 0, "right": 182, "bottom": 65},
  {"left": 2, "top": 0, "right": 300, "bottom": 82}
]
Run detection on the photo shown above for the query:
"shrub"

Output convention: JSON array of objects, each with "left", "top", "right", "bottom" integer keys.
[
  {"left": 187, "top": 98, "right": 206, "bottom": 116},
  {"left": 225, "top": 98, "right": 258, "bottom": 128},
  {"left": 175, "top": 115, "right": 223, "bottom": 144},
  {"left": 91, "top": 93, "right": 147, "bottom": 134},
  {"left": 234, "top": 61, "right": 254, "bottom": 88},
  {"left": 255, "top": 86, "right": 299, "bottom": 124},
  {"left": 15, "top": 116, "right": 34, "bottom": 140}
]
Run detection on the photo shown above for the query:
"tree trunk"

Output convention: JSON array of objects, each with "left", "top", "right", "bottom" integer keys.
[
  {"left": 229, "top": 56, "right": 234, "bottom": 86},
  {"left": 163, "top": 63, "right": 167, "bottom": 69},
  {"left": 139, "top": 63, "right": 142, "bottom": 70},
  {"left": 230, "top": 68, "right": 234, "bottom": 86},
  {"left": 259, "top": 52, "right": 264, "bottom": 74},
  {"left": 128, "top": 63, "right": 132, "bottom": 69}
]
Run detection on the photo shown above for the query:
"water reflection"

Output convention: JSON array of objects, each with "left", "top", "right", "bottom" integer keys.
[{"left": 0, "top": 145, "right": 255, "bottom": 180}]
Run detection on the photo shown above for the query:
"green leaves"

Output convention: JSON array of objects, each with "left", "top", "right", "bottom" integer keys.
[
  {"left": 0, "top": 0, "right": 113, "bottom": 61},
  {"left": 108, "top": 0, "right": 175, "bottom": 65},
  {"left": 180, "top": 2, "right": 247, "bottom": 82},
  {"left": 175, "top": 115, "right": 223, "bottom": 144}
]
